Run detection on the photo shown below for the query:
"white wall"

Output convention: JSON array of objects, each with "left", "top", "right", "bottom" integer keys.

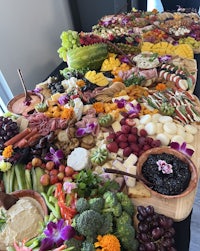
[{"left": 0, "top": 0, "right": 74, "bottom": 95}]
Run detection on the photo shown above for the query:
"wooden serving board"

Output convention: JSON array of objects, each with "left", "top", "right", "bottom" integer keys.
[{"left": 128, "top": 125, "right": 200, "bottom": 222}]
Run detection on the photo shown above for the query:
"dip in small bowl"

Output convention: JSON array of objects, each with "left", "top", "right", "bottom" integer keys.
[{"left": 0, "top": 190, "right": 48, "bottom": 250}]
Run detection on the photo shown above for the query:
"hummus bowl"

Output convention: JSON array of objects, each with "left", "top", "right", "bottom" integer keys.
[
  {"left": 0, "top": 189, "right": 48, "bottom": 250},
  {"left": 11, "top": 189, "right": 48, "bottom": 216}
]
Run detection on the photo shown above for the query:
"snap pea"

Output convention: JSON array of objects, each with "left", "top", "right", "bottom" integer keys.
[{"left": 41, "top": 192, "right": 61, "bottom": 219}]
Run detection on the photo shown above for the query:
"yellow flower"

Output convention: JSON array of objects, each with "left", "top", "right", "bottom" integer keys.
[
  {"left": 94, "top": 234, "right": 121, "bottom": 251},
  {"left": 2, "top": 145, "right": 13, "bottom": 158},
  {"left": 0, "top": 160, "right": 12, "bottom": 172}
]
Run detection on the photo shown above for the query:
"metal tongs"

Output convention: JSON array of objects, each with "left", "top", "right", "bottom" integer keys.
[{"left": 17, "top": 69, "right": 32, "bottom": 104}]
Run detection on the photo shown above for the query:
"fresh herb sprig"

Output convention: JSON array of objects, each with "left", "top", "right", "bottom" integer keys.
[{"left": 73, "top": 169, "right": 120, "bottom": 198}]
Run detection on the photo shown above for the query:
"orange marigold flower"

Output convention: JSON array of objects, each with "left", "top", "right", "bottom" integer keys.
[
  {"left": 60, "top": 107, "right": 74, "bottom": 119},
  {"left": 2, "top": 145, "right": 13, "bottom": 158},
  {"left": 94, "top": 234, "right": 121, "bottom": 251},
  {"left": 92, "top": 102, "right": 105, "bottom": 113}
]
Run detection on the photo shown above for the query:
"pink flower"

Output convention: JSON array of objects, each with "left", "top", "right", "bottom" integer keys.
[
  {"left": 63, "top": 181, "right": 77, "bottom": 194},
  {"left": 156, "top": 160, "right": 173, "bottom": 174}
]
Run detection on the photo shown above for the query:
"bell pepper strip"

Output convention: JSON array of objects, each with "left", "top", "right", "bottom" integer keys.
[
  {"left": 58, "top": 200, "right": 77, "bottom": 223},
  {"left": 55, "top": 183, "right": 77, "bottom": 223}
]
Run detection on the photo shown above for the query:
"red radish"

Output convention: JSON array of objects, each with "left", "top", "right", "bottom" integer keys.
[
  {"left": 40, "top": 173, "right": 50, "bottom": 186},
  {"left": 65, "top": 166, "right": 75, "bottom": 177},
  {"left": 45, "top": 161, "right": 55, "bottom": 171},
  {"left": 57, "top": 172, "right": 65, "bottom": 181},
  {"left": 127, "top": 134, "right": 137, "bottom": 143},
  {"left": 106, "top": 142, "right": 119, "bottom": 153},
  {"left": 50, "top": 175, "right": 59, "bottom": 185},
  {"left": 123, "top": 147, "right": 132, "bottom": 157},
  {"left": 121, "top": 124, "right": 131, "bottom": 134},
  {"left": 58, "top": 164, "right": 66, "bottom": 172},
  {"left": 31, "top": 157, "right": 42, "bottom": 167},
  {"left": 117, "top": 134, "right": 128, "bottom": 142},
  {"left": 50, "top": 169, "right": 59, "bottom": 176},
  {"left": 119, "top": 142, "right": 129, "bottom": 149}
]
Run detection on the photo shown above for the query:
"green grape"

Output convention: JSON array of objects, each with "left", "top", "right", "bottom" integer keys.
[{"left": 58, "top": 30, "right": 80, "bottom": 61}]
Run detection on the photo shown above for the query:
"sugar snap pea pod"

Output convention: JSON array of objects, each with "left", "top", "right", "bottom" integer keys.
[
  {"left": 41, "top": 192, "right": 61, "bottom": 219},
  {"left": 47, "top": 184, "right": 56, "bottom": 196}
]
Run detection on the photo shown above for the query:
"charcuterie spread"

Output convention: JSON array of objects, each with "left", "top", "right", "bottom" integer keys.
[{"left": 0, "top": 7, "right": 200, "bottom": 251}]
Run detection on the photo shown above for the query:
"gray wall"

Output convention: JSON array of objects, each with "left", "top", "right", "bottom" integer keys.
[{"left": 0, "top": 0, "right": 74, "bottom": 95}]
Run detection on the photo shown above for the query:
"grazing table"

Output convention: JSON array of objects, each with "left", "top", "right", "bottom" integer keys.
[{"left": 46, "top": 57, "right": 200, "bottom": 251}]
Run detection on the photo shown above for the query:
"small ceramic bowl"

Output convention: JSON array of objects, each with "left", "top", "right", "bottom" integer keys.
[
  {"left": 136, "top": 147, "right": 198, "bottom": 199},
  {"left": 11, "top": 189, "right": 48, "bottom": 216},
  {"left": 7, "top": 91, "right": 43, "bottom": 115}
]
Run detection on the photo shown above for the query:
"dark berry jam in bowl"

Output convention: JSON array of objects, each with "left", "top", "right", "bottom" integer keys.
[{"left": 136, "top": 147, "right": 198, "bottom": 199}]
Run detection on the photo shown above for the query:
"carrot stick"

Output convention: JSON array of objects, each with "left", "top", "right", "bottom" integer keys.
[{"left": 4, "top": 128, "right": 31, "bottom": 147}]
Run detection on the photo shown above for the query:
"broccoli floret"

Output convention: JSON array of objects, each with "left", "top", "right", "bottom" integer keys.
[
  {"left": 76, "top": 197, "right": 90, "bottom": 213},
  {"left": 88, "top": 197, "right": 104, "bottom": 212},
  {"left": 73, "top": 209, "right": 104, "bottom": 238},
  {"left": 98, "top": 212, "right": 113, "bottom": 235},
  {"left": 115, "top": 211, "right": 133, "bottom": 226},
  {"left": 65, "top": 237, "right": 83, "bottom": 251},
  {"left": 116, "top": 223, "right": 138, "bottom": 251},
  {"left": 103, "top": 202, "right": 122, "bottom": 217},
  {"left": 103, "top": 191, "right": 118, "bottom": 208},
  {"left": 81, "top": 241, "right": 95, "bottom": 251},
  {"left": 116, "top": 192, "right": 134, "bottom": 216}
]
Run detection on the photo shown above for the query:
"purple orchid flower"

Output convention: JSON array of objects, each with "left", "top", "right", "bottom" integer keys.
[
  {"left": 125, "top": 102, "right": 141, "bottom": 115},
  {"left": 114, "top": 98, "right": 127, "bottom": 108},
  {"left": 121, "top": 17, "right": 130, "bottom": 25},
  {"left": 33, "top": 87, "right": 42, "bottom": 93},
  {"left": 39, "top": 219, "right": 76, "bottom": 251},
  {"left": 170, "top": 142, "right": 194, "bottom": 157},
  {"left": 45, "top": 147, "right": 64, "bottom": 166},
  {"left": 76, "top": 122, "right": 97, "bottom": 137},
  {"left": 58, "top": 95, "right": 69, "bottom": 105},
  {"left": 158, "top": 55, "right": 172, "bottom": 63},
  {"left": 156, "top": 160, "right": 173, "bottom": 174}
]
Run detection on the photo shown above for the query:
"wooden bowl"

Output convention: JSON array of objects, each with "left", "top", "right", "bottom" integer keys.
[
  {"left": 7, "top": 91, "right": 43, "bottom": 115},
  {"left": 136, "top": 147, "right": 198, "bottom": 199},
  {"left": 11, "top": 189, "right": 48, "bottom": 216}
]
